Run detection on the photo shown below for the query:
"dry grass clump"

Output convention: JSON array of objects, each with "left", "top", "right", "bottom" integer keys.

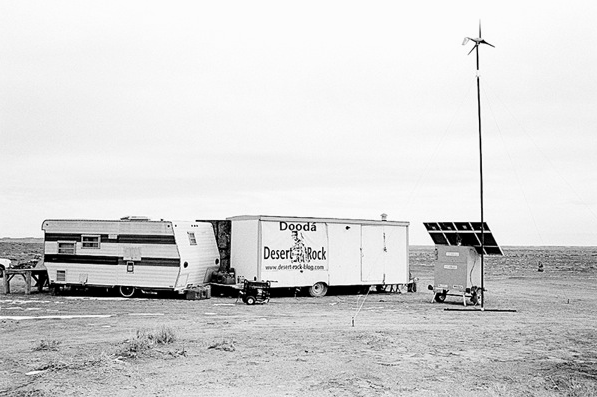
[
  {"left": 208, "top": 338, "right": 236, "bottom": 352},
  {"left": 32, "top": 339, "right": 61, "bottom": 351},
  {"left": 120, "top": 326, "right": 177, "bottom": 358},
  {"left": 547, "top": 374, "right": 597, "bottom": 397}
]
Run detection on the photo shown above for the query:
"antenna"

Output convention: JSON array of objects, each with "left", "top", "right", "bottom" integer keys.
[{"left": 462, "top": 20, "right": 494, "bottom": 311}]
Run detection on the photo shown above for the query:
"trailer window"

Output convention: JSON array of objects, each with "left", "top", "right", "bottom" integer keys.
[
  {"left": 58, "top": 242, "right": 76, "bottom": 254},
  {"left": 82, "top": 235, "right": 101, "bottom": 249},
  {"left": 187, "top": 232, "right": 197, "bottom": 245}
]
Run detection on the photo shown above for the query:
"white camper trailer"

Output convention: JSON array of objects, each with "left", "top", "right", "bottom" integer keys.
[
  {"left": 42, "top": 218, "right": 220, "bottom": 297},
  {"left": 228, "top": 215, "right": 409, "bottom": 297}
]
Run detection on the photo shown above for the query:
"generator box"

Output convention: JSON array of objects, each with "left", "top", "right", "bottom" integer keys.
[{"left": 433, "top": 245, "right": 480, "bottom": 294}]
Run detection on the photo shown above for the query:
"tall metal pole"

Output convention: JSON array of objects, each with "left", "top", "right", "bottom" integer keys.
[
  {"left": 463, "top": 22, "right": 493, "bottom": 310},
  {"left": 475, "top": 43, "right": 485, "bottom": 310}
]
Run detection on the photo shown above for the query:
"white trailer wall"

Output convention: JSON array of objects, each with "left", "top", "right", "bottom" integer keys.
[
  {"left": 228, "top": 216, "right": 409, "bottom": 290},
  {"left": 43, "top": 219, "right": 219, "bottom": 292},
  {"left": 172, "top": 221, "right": 221, "bottom": 288},
  {"left": 327, "top": 223, "right": 362, "bottom": 286},
  {"left": 229, "top": 219, "right": 260, "bottom": 282}
]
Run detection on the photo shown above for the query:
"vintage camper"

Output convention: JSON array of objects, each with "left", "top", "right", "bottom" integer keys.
[
  {"left": 228, "top": 215, "right": 410, "bottom": 297},
  {"left": 42, "top": 217, "right": 220, "bottom": 297}
]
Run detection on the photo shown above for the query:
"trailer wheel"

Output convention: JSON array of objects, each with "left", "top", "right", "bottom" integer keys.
[
  {"left": 358, "top": 285, "right": 371, "bottom": 295},
  {"left": 0, "top": 265, "right": 4, "bottom": 278},
  {"left": 119, "top": 286, "right": 136, "bottom": 298},
  {"left": 308, "top": 282, "right": 328, "bottom": 297},
  {"left": 434, "top": 292, "right": 447, "bottom": 303},
  {"left": 470, "top": 289, "right": 482, "bottom": 305},
  {"left": 245, "top": 296, "right": 256, "bottom": 305}
]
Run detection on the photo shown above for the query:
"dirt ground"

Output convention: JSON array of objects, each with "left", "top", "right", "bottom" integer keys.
[{"left": 1, "top": 245, "right": 596, "bottom": 396}]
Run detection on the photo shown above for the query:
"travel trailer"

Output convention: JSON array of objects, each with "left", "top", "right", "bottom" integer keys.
[{"left": 42, "top": 217, "right": 220, "bottom": 297}]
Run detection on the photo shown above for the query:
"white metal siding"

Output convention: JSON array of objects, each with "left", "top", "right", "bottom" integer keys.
[
  {"left": 230, "top": 219, "right": 260, "bottom": 282},
  {"left": 116, "top": 265, "right": 180, "bottom": 289},
  {"left": 173, "top": 222, "right": 220, "bottom": 288},
  {"left": 44, "top": 241, "right": 179, "bottom": 258},
  {"left": 361, "top": 225, "right": 409, "bottom": 284},
  {"left": 42, "top": 219, "right": 187, "bottom": 291},
  {"left": 44, "top": 262, "right": 178, "bottom": 288},
  {"left": 383, "top": 225, "right": 409, "bottom": 284},
  {"left": 361, "top": 226, "right": 387, "bottom": 283},
  {"left": 229, "top": 216, "right": 410, "bottom": 289},
  {"left": 42, "top": 220, "right": 175, "bottom": 235},
  {"left": 328, "top": 223, "right": 362, "bottom": 286}
]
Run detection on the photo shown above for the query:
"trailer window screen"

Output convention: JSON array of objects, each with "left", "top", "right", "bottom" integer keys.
[
  {"left": 187, "top": 232, "right": 197, "bottom": 245},
  {"left": 81, "top": 235, "right": 101, "bottom": 249},
  {"left": 57, "top": 242, "right": 76, "bottom": 254}
]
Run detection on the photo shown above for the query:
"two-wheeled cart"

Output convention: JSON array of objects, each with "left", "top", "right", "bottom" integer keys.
[{"left": 424, "top": 222, "right": 503, "bottom": 306}]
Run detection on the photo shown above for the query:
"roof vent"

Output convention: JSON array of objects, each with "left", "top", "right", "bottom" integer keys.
[
  {"left": 120, "top": 216, "right": 151, "bottom": 222},
  {"left": 380, "top": 213, "right": 388, "bottom": 221}
]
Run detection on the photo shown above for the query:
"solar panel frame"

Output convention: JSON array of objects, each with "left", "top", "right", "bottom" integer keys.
[{"left": 423, "top": 221, "right": 503, "bottom": 255}]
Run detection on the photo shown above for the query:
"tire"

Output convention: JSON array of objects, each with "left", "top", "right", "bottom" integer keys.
[
  {"left": 471, "top": 289, "right": 483, "bottom": 305},
  {"left": 308, "top": 282, "right": 328, "bottom": 297},
  {"left": 434, "top": 292, "right": 447, "bottom": 303},
  {"left": 245, "top": 296, "right": 256, "bottom": 305},
  {"left": 358, "top": 285, "right": 371, "bottom": 295},
  {"left": 119, "top": 286, "right": 136, "bottom": 298},
  {"left": 0, "top": 266, "right": 4, "bottom": 278}
]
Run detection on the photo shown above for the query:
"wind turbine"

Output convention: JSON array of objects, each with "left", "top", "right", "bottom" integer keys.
[{"left": 462, "top": 21, "right": 494, "bottom": 310}]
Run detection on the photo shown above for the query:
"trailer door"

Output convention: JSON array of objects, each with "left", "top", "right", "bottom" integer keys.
[
  {"left": 327, "top": 223, "right": 362, "bottom": 286},
  {"left": 381, "top": 225, "right": 409, "bottom": 284},
  {"left": 361, "top": 226, "right": 386, "bottom": 283}
]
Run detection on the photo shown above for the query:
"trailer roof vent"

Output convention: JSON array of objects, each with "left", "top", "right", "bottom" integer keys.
[
  {"left": 120, "top": 216, "right": 151, "bottom": 222},
  {"left": 380, "top": 213, "right": 388, "bottom": 221}
]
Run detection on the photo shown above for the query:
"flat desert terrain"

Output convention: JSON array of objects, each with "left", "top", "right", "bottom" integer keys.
[{"left": 1, "top": 244, "right": 596, "bottom": 396}]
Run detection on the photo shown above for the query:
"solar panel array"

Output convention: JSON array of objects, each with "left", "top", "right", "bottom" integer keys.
[{"left": 423, "top": 222, "right": 503, "bottom": 255}]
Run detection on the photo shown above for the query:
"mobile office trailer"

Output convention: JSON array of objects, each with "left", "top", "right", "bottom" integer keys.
[
  {"left": 42, "top": 217, "right": 220, "bottom": 297},
  {"left": 228, "top": 215, "right": 410, "bottom": 297}
]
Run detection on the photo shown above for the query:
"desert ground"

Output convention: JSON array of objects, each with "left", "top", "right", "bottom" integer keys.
[{"left": 1, "top": 244, "right": 596, "bottom": 396}]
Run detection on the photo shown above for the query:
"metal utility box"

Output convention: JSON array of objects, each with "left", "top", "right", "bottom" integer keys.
[
  {"left": 433, "top": 245, "right": 480, "bottom": 294},
  {"left": 424, "top": 221, "right": 503, "bottom": 305}
]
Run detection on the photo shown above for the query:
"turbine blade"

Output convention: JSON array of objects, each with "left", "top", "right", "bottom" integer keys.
[
  {"left": 462, "top": 37, "right": 470, "bottom": 45},
  {"left": 479, "top": 20, "right": 482, "bottom": 38},
  {"left": 484, "top": 41, "right": 495, "bottom": 48},
  {"left": 467, "top": 44, "right": 477, "bottom": 56}
]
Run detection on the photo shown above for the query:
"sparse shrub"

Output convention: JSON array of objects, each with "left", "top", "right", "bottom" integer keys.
[
  {"left": 150, "top": 326, "right": 176, "bottom": 345},
  {"left": 548, "top": 374, "right": 597, "bottom": 397},
  {"left": 32, "top": 339, "right": 61, "bottom": 351},
  {"left": 208, "top": 338, "right": 235, "bottom": 352},
  {"left": 120, "top": 326, "right": 177, "bottom": 358}
]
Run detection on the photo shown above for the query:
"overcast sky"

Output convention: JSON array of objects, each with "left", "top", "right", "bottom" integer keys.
[{"left": 1, "top": 1, "right": 596, "bottom": 246}]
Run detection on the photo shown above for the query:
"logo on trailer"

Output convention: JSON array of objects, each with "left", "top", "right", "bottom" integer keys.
[
  {"left": 262, "top": 221, "right": 328, "bottom": 272},
  {"left": 279, "top": 222, "right": 317, "bottom": 232}
]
